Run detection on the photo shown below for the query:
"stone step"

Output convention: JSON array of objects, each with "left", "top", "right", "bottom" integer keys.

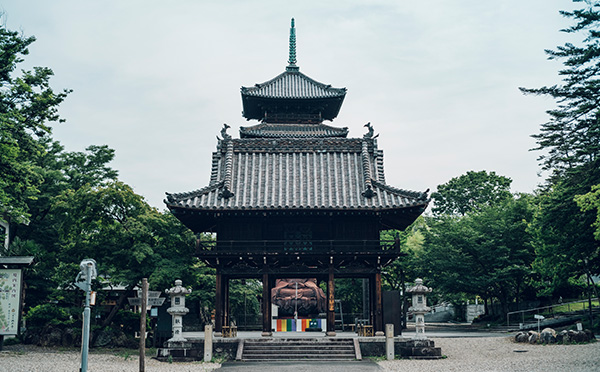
[
  {"left": 244, "top": 349, "right": 354, "bottom": 355},
  {"left": 244, "top": 342, "right": 354, "bottom": 350},
  {"left": 243, "top": 354, "right": 355, "bottom": 360},
  {"left": 246, "top": 338, "right": 354, "bottom": 343},
  {"left": 243, "top": 358, "right": 356, "bottom": 362},
  {"left": 241, "top": 339, "right": 357, "bottom": 361}
]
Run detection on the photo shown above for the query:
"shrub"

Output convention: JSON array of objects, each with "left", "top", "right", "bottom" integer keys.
[{"left": 25, "top": 303, "right": 75, "bottom": 330}]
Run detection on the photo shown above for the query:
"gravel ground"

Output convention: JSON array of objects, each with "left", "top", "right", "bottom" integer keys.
[
  {"left": 379, "top": 337, "right": 600, "bottom": 372},
  {"left": 1, "top": 337, "right": 599, "bottom": 372},
  {"left": 0, "top": 345, "right": 220, "bottom": 372}
]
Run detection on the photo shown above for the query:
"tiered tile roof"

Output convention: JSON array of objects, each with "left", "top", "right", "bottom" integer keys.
[
  {"left": 240, "top": 123, "right": 349, "bottom": 138},
  {"left": 165, "top": 19, "right": 429, "bottom": 229},
  {"left": 165, "top": 136, "right": 428, "bottom": 212},
  {"left": 241, "top": 71, "right": 347, "bottom": 100}
]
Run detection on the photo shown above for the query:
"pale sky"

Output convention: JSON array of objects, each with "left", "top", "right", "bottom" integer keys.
[{"left": 2, "top": 1, "right": 578, "bottom": 209}]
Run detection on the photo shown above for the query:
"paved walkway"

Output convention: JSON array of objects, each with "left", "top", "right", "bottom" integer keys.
[{"left": 216, "top": 360, "right": 382, "bottom": 371}]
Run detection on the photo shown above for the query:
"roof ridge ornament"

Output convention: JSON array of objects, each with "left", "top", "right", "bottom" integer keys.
[
  {"left": 286, "top": 18, "right": 299, "bottom": 72},
  {"left": 361, "top": 139, "right": 377, "bottom": 199}
]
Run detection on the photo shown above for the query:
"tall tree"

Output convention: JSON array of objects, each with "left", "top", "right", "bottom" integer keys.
[
  {"left": 520, "top": 0, "right": 600, "bottom": 177},
  {"left": 575, "top": 184, "right": 600, "bottom": 240},
  {"left": 521, "top": 1, "right": 600, "bottom": 296},
  {"left": 422, "top": 195, "right": 536, "bottom": 315},
  {"left": 431, "top": 170, "right": 512, "bottom": 216},
  {"left": 0, "top": 25, "right": 70, "bottom": 225}
]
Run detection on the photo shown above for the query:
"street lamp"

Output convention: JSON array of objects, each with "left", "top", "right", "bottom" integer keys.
[{"left": 75, "top": 259, "right": 97, "bottom": 372}]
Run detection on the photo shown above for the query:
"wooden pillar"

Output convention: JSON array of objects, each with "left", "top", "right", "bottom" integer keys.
[
  {"left": 224, "top": 276, "right": 230, "bottom": 328},
  {"left": 262, "top": 271, "right": 272, "bottom": 336},
  {"left": 326, "top": 263, "right": 336, "bottom": 336},
  {"left": 369, "top": 274, "right": 375, "bottom": 327},
  {"left": 215, "top": 271, "right": 223, "bottom": 336},
  {"left": 374, "top": 271, "right": 384, "bottom": 336}
]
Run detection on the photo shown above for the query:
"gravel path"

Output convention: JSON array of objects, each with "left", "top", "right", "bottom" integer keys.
[
  {"left": 1, "top": 337, "right": 599, "bottom": 372},
  {"left": 0, "top": 345, "right": 220, "bottom": 372},
  {"left": 379, "top": 337, "right": 600, "bottom": 372}
]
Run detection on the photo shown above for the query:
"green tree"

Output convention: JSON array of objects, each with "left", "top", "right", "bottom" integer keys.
[
  {"left": 431, "top": 171, "right": 512, "bottom": 216},
  {"left": 520, "top": 0, "right": 600, "bottom": 177},
  {"left": 422, "top": 195, "right": 536, "bottom": 316},
  {"left": 0, "top": 25, "right": 70, "bottom": 225},
  {"left": 521, "top": 0, "right": 600, "bottom": 298},
  {"left": 575, "top": 184, "right": 600, "bottom": 240},
  {"left": 531, "top": 175, "right": 600, "bottom": 297},
  {"left": 50, "top": 181, "right": 198, "bottom": 325}
]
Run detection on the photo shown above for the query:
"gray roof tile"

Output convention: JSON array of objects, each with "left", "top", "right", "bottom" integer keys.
[
  {"left": 165, "top": 138, "right": 428, "bottom": 211},
  {"left": 241, "top": 71, "right": 346, "bottom": 100}
]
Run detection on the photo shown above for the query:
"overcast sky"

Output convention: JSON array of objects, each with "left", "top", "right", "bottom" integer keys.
[{"left": 2, "top": 1, "right": 579, "bottom": 210}]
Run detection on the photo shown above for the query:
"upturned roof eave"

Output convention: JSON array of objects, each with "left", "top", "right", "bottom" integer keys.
[
  {"left": 240, "top": 70, "right": 347, "bottom": 98},
  {"left": 164, "top": 200, "right": 429, "bottom": 213}
]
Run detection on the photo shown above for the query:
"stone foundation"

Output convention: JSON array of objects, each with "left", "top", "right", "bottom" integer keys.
[{"left": 156, "top": 337, "right": 442, "bottom": 362}]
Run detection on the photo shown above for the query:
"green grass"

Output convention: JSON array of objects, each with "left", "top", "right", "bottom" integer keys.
[{"left": 542, "top": 300, "right": 599, "bottom": 315}]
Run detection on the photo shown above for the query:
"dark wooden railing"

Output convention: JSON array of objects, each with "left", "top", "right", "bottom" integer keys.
[{"left": 195, "top": 239, "right": 400, "bottom": 255}]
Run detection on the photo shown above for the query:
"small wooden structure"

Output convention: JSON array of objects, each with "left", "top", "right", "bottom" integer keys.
[{"left": 165, "top": 19, "right": 428, "bottom": 337}]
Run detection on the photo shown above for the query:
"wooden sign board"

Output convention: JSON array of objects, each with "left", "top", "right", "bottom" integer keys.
[{"left": 0, "top": 269, "right": 23, "bottom": 335}]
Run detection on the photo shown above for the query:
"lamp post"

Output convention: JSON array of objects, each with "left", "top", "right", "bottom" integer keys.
[
  {"left": 165, "top": 280, "right": 192, "bottom": 342},
  {"left": 75, "top": 259, "right": 97, "bottom": 372},
  {"left": 407, "top": 278, "right": 432, "bottom": 340}
]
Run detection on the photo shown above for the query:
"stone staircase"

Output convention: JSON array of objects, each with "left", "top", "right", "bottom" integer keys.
[{"left": 238, "top": 338, "right": 359, "bottom": 362}]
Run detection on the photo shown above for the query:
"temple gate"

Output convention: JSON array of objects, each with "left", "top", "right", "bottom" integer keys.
[{"left": 165, "top": 19, "right": 428, "bottom": 337}]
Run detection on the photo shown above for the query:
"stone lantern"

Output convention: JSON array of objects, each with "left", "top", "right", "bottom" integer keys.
[
  {"left": 165, "top": 279, "right": 192, "bottom": 342},
  {"left": 407, "top": 278, "right": 432, "bottom": 339}
]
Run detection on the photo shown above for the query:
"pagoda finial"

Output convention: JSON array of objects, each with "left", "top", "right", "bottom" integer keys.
[{"left": 286, "top": 18, "right": 299, "bottom": 71}]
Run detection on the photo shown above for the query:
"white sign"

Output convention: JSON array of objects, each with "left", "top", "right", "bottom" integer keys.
[
  {"left": 0, "top": 269, "right": 22, "bottom": 335},
  {"left": 127, "top": 297, "right": 165, "bottom": 307},
  {"left": 534, "top": 314, "right": 545, "bottom": 320}
]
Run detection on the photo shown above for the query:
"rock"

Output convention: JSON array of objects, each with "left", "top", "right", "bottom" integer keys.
[
  {"left": 40, "top": 327, "right": 63, "bottom": 347},
  {"left": 557, "top": 330, "right": 568, "bottom": 343},
  {"left": 540, "top": 328, "right": 556, "bottom": 344},
  {"left": 528, "top": 331, "right": 539, "bottom": 344},
  {"left": 61, "top": 328, "right": 76, "bottom": 347},
  {"left": 113, "top": 331, "right": 132, "bottom": 348},
  {"left": 515, "top": 332, "right": 529, "bottom": 343},
  {"left": 93, "top": 329, "right": 113, "bottom": 347},
  {"left": 570, "top": 330, "right": 590, "bottom": 343}
]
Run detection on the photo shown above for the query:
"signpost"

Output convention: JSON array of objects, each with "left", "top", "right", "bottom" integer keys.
[
  {"left": 534, "top": 314, "right": 545, "bottom": 334},
  {"left": 139, "top": 279, "right": 148, "bottom": 372},
  {"left": 127, "top": 282, "right": 166, "bottom": 372}
]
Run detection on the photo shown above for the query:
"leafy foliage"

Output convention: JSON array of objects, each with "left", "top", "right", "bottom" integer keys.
[
  {"left": 575, "top": 184, "right": 600, "bottom": 240},
  {"left": 0, "top": 25, "right": 71, "bottom": 223},
  {"left": 431, "top": 170, "right": 512, "bottom": 216},
  {"left": 521, "top": 0, "right": 600, "bottom": 297},
  {"left": 421, "top": 195, "right": 536, "bottom": 314},
  {"left": 520, "top": 0, "right": 600, "bottom": 177}
]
